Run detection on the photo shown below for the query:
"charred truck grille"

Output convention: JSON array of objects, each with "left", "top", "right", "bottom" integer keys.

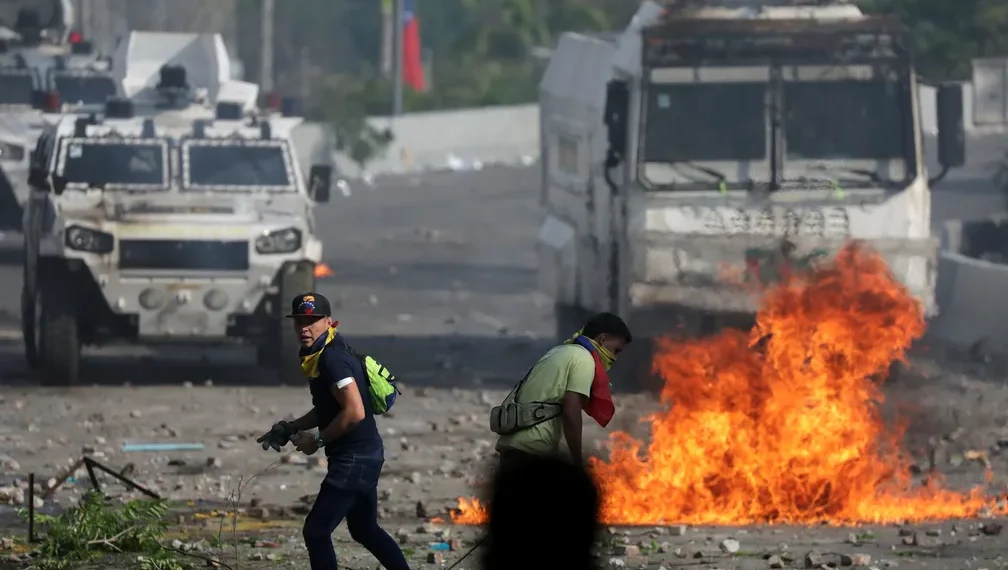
[{"left": 118, "top": 240, "right": 250, "bottom": 271}]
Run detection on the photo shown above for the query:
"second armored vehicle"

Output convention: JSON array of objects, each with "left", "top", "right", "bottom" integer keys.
[{"left": 537, "top": 0, "right": 967, "bottom": 387}]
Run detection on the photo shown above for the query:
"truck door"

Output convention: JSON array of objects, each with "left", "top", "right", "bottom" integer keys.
[{"left": 538, "top": 118, "right": 610, "bottom": 314}]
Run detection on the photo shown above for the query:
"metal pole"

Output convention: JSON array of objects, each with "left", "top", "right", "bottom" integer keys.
[
  {"left": 28, "top": 473, "right": 35, "bottom": 543},
  {"left": 391, "top": 0, "right": 403, "bottom": 116},
  {"left": 299, "top": 46, "right": 310, "bottom": 102},
  {"left": 79, "top": 0, "right": 91, "bottom": 42},
  {"left": 260, "top": 0, "right": 274, "bottom": 93},
  {"left": 380, "top": 0, "right": 393, "bottom": 77}
]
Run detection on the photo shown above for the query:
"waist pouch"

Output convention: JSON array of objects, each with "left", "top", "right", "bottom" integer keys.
[
  {"left": 489, "top": 400, "right": 562, "bottom": 435},
  {"left": 489, "top": 362, "right": 563, "bottom": 435}
]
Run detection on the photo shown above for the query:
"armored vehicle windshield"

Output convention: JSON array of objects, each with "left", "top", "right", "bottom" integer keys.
[
  {"left": 0, "top": 0, "right": 60, "bottom": 30},
  {"left": 58, "top": 138, "right": 169, "bottom": 189},
  {"left": 182, "top": 140, "right": 294, "bottom": 191},
  {"left": 644, "top": 81, "right": 766, "bottom": 164},
  {"left": 52, "top": 73, "right": 117, "bottom": 105},
  {"left": 638, "top": 15, "right": 914, "bottom": 190},
  {"left": 783, "top": 79, "right": 904, "bottom": 161}
]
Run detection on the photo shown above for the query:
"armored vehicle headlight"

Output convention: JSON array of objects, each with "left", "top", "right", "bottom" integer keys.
[
  {"left": 204, "top": 289, "right": 229, "bottom": 311},
  {"left": 255, "top": 228, "right": 302, "bottom": 254},
  {"left": 139, "top": 288, "right": 165, "bottom": 310},
  {"left": 65, "top": 225, "right": 114, "bottom": 254}
]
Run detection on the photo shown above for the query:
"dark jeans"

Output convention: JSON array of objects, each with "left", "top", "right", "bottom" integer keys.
[{"left": 302, "top": 451, "right": 409, "bottom": 570}]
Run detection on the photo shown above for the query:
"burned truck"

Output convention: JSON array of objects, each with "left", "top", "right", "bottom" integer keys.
[{"left": 537, "top": 0, "right": 966, "bottom": 383}]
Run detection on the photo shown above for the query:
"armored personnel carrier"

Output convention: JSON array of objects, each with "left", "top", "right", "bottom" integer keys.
[
  {"left": 537, "top": 0, "right": 967, "bottom": 385},
  {"left": 22, "top": 61, "right": 332, "bottom": 386},
  {"left": 0, "top": 0, "right": 109, "bottom": 229}
]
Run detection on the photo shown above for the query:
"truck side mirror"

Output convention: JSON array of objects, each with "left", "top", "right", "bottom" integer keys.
[
  {"left": 936, "top": 83, "right": 965, "bottom": 169},
  {"left": 309, "top": 164, "right": 331, "bottom": 203},
  {"left": 603, "top": 79, "right": 630, "bottom": 167}
]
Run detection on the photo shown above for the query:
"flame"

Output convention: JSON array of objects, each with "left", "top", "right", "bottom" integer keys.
[
  {"left": 452, "top": 497, "right": 489, "bottom": 525},
  {"left": 451, "top": 243, "right": 1006, "bottom": 525},
  {"left": 314, "top": 263, "right": 334, "bottom": 278}
]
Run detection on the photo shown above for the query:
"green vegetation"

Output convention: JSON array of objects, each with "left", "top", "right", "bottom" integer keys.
[
  {"left": 234, "top": 0, "right": 1006, "bottom": 161},
  {"left": 858, "top": 0, "right": 1008, "bottom": 81},
  {"left": 14, "top": 492, "right": 193, "bottom": 570},
  {"left": 249, "top": 0, "right": 1003, "bottom": 115}
]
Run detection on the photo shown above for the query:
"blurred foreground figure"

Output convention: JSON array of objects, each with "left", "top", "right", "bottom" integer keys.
[{"left": 482, "top": 454, "right": 600, "bottom": 570}]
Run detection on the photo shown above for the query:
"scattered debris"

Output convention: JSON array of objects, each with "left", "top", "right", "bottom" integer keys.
[
  {"left": 981, "top": 522, "right": 1003, "bottom": 536},
  {"left": 804, "top": 550, "right": 824, "bottom": 568},
  {"left": 719, "top": 538, "right": 740, "bottom": 554},
  {"left": 965, "top": 448, "right": 992, "bottom": 467},
  {"left": 840, "top": 553, "right": 872, "bottom": 566},
  {"left": 121, "top": 443, "right": 205, "bottom": 452}
]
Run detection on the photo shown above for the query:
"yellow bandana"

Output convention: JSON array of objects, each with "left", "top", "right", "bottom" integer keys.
[
  {"left": 301, "top": 327, "right": 338, "bottom": 378},
  {"left": 564, "top": 328, "right": 617, "bottom": 371}
]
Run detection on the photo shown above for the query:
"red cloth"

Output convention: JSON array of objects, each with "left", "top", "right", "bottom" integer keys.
[
  {"left": 583, "top": 348, "right": 615, "bottom": 428},
  {"left": 402, "top": 0, "right": 426, "bottom": 92}
]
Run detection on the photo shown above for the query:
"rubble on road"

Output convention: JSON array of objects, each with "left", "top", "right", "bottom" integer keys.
[{"left": 0, "top": 370, "right": 1005, "bottom": 567}]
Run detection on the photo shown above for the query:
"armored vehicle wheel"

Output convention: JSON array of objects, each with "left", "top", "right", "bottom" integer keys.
[
  {"left": 269, "top": 261, "right": 316, "bottom": 384},
  {"left": 37, "top": 273, "right": 81, "bottom": 386}
]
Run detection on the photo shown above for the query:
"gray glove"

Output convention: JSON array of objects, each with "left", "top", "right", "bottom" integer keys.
[{"left": 256, "top": 421, "right": 295, "bottom": 452}]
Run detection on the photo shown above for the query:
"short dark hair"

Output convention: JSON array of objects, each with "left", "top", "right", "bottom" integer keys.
[
  {"left": 582, "top": 312, "right": 632, "bottom": 344},
  {"left": 483, "top": 455, "right": 599, "bottom": 570}
]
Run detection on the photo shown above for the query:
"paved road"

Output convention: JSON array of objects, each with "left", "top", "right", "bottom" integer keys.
[
  {"left": 0, "top": 152, "right": 1003, "bottom": 388},
  {"left": 0, "top": 166, "right": 552, "bottom": 388}
]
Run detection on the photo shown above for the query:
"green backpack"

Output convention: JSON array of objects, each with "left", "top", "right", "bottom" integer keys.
[{"left": 345, "top": 344, "right": 401, "bottom": 415}]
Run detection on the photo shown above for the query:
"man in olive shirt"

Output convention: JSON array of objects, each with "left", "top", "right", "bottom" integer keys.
[{"left": 495, "top": 312, "right": 632, "bottom": 465}]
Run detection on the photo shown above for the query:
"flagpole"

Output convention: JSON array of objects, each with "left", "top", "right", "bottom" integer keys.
[
  {"left": 380, "top": 0, "right": 393, "bottom": 77},
  {"left": 391, "top": 0, "right": 404, "bottom": 116},
  {"left": 261, "top": 0, "right": 275, "bottom": 94}
]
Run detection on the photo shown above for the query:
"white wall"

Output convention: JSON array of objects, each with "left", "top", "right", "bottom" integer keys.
[{"left": 333, "top": 104, "right": 540, "bottom": 178}]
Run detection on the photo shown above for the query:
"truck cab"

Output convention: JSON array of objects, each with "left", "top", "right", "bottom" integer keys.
[{"left": 538, "top": 0, "right": 966, "bottom": 384}]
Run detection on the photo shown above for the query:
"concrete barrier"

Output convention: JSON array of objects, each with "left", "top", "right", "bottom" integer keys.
[
  {"left": 930, "top": 216, "right": 1008, "bottom": 353},
  {"left": 938, "top": 216, "right": 1008, "bottom": 260},
  {"left": 334, "top": 104, "right": 540, "bottom": 178},
  {"left": 927, "top": 251, "right": 1008, "bottom": 352}
]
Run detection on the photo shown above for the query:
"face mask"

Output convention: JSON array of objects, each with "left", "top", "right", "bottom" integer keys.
[
  {"left": 587, "top": 337, "right": 617, "bottom": 371},
  {"left": 301, "top": 326, "right": 338, "bottom": 377},
  {"left": 565, "top": 329, "right": 617, "bottom": 370}
]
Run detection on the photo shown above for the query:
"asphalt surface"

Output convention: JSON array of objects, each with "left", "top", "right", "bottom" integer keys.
[
  {"left": 0, "top": 156, "right": 1002, "bottom": 387},
  {"left": 1, "top": 164, "right": 1008, "bottom": 570},
  {"left": 0, "top": 165, "right": 552, "bottom": 388}
]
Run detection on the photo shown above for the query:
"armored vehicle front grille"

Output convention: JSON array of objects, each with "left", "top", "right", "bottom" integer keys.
[{"left": 119, "top": 240, "right": 249, "bottom": 271}]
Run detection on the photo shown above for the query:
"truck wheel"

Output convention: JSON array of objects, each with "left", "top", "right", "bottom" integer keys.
[
  {"left": 271, "top": 261, "right": 315, "bottom": 384},
  {"left": 21, "top": 254, "right": 39, "bottom": 369},
  {"left": 38, "top": 272, "right": 81, "bottom": 386}
]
